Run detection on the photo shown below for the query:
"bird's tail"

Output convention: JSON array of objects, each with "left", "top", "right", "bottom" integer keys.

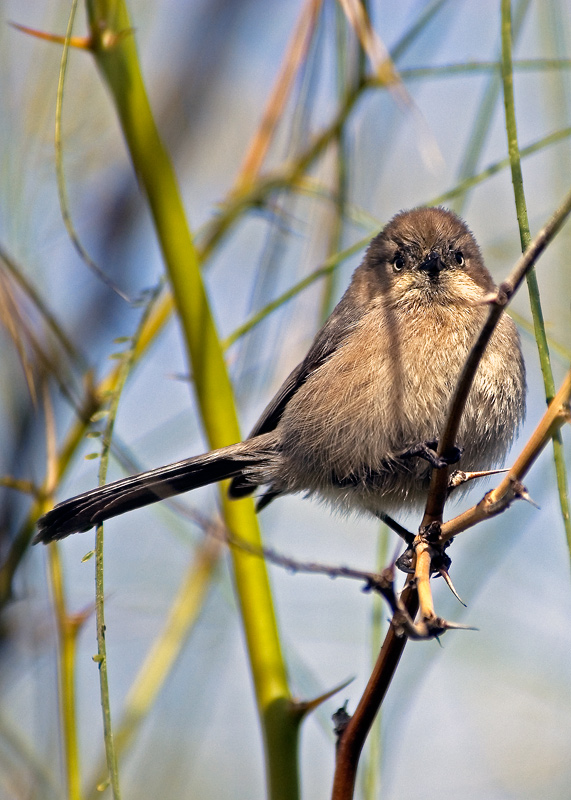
[{"left": 35, "top": 438, "right": 273, "bottom": 544}]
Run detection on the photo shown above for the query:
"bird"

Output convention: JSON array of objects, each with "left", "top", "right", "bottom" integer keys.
[{"left": 35, "top": 207, "right": 526, "bottom": 544}]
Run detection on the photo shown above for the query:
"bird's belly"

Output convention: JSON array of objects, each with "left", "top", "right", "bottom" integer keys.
[{"left": 274, "top": 317, "right": 523, "bottom": 515}]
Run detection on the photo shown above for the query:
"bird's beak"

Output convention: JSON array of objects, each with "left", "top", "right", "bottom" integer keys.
[{"left": 419, "top": 251, "right": 445, "bottom": 277}]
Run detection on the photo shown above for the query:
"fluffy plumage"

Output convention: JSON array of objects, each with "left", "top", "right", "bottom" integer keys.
[{"left": 36, "top": 207, "right": 525, "bottom": 543}]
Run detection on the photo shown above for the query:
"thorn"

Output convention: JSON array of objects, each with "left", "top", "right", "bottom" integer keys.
[
  {"left": 448, "top": 468, "right": 508, "bottom": 489},
  {"left": 466, "top": 468, "right": 509, "bottom": 480},
  {"left": 466, "top": 467, "right": 509, "bottom": 480},
  {"left": 332, "top": 701, "right": 351, "bottom": 738},
  {"left": 517, "top": 487, "right": 540, "bottom": 509},
  {"left": 292, "top": 676, "right": 355, "bottom": 718},
  {"left": 438, "top": 568, "right": 467, "bottom": 607},
  {"left": 400, "top": 614, "right": 477, "bottom": 640},
  {"left": 421, "top": 615, "right": 477, "bottom": 638},
  {"left": 9, "top": 21, "right": 93, "bottom": 49},
  {"left": 439, "top": 619, "right": 478, "bottom": 632},
  {"left": 510, "top": 478, "right": 540, "bottom": 508}
]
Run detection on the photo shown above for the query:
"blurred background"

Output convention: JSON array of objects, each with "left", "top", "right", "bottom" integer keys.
[{"left": 0, "top": 0, "right": 570, "bottom": 798}]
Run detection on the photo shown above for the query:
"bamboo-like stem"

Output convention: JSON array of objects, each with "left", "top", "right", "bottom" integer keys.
[
  {"left": 43, "top": 382, "right": 83, "bottom": 800},
  {"left": 48, "top": 545, "right": 82, "bottom": 800},
  {"left": 83, "top": 4, "right": 296, "bottom": 797}
]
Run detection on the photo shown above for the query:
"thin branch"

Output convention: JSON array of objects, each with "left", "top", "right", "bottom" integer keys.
[
  {"left": 54, "top": 0, "right": 130, "bottom": 302},
  {"left": 422, "top": 186, "right": 571, "bottom": 529},
  {"left": 331, "top": 583, "right": 418, "bottom": 800}
]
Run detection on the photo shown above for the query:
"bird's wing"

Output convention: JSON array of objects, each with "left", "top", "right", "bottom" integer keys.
[
  {"left": 248, "top": 302, "right": 358, "bottom": 437},
  {"left": 227, "top": 330, "right": 348, "bottom": 501},
  {"left": 229, "top": 275, "right": 366, "bottom": 500}
]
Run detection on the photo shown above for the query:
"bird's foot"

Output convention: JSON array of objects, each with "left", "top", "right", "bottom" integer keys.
[{"left": 401, "top": 440, "right": 463, "bottom": 470}]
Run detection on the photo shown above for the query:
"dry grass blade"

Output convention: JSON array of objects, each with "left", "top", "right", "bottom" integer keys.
[
  {"left": 337, "top": 0, "right": 443, "bottom": 171},
  {"left": 337, "top": 0, "right": 399, "bottom": 86},
  {"left": 0, "top": 266, "right": 76, "bottom": 407},
  {"left": 0, "top": 268, "right": 39, "bottom": 403},
  {"left": 233, "top": 0, "right": 323, "bottom": 192}
]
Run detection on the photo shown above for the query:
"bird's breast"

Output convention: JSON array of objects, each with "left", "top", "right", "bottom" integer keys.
[{"left": 275, "top": 299, "right": 524, "bottom": 510}]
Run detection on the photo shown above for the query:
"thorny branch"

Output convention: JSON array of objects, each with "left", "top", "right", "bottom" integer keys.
[
  {"left": 423, "top": 188, "right": 571, "bottom": 530},
  {"left": 415, "top": 188, "right": 571, "bottom": 625},
  {"left": 332, "top": 191, "right": 571, "bottom": 799},
  {"left": 220, "top": 527, "right": 473, "bottom": 639}
]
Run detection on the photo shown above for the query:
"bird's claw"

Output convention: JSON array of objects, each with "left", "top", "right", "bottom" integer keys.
[{"left": 401, "top": 440, "right": 463, "bottom": 469}]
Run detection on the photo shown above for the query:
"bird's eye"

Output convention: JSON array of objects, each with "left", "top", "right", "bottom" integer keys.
[
  {"left": 393, "top": 255, "right": 405, "bottom": 272},
  {"left": 454, "top": 251, "right": 465, "bottom": 266}
]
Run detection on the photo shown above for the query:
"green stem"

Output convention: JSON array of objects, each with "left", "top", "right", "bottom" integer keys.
[
  {"left": 501, "top": 0, "right": 571, "bottom": 548},
  {"left": 84, "top": 3, "right": 297, "bottom": 797},
  {"left": 94, "top": 525, "right": 119, "bottom": 799},
  {"left": 48, "top": 546, "right": 82, "bottom": 800}
]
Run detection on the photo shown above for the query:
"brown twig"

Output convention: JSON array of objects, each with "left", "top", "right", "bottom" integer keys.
[
  {"left": 331, "top": 582, "right": 417, "bottom": 800},
  {"left": 220, "top": 526, "right": 411, "bottom": 617},
  {"left": 332, "top": 192, "right": 571, "bottom": 799},
  {"left": 422, "top": 186, "right": 571, "bottom": 529},
  {"left": 203, "top": 522, "right": 455, "bottom": 637},
  {"left": 413, "top": 188, "right": 571, "bottom": 622}
]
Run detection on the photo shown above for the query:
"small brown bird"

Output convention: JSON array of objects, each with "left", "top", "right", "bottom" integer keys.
[{"left": 36, "top": 207, "right": 526, "bottom": 544}]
